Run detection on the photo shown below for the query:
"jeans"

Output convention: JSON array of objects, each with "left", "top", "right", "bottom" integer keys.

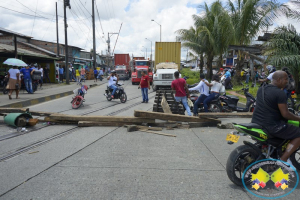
[
  {"left": 193, "top": 94, "right": 208, "bottom": 115},
  {"left": 245, "top": 74, "right": 250, "bottom": 83},
  {"left": 203, "top": 92, "right": 219, "bottom": 112},
  {"left": 225, "top": 77, "right": 232, "bottom": 89},
  {"left": 174, "top": 96, "right": 192, "bottom": 116},
  {"left": 141, "top": 88, "right": 148, "bottom": 102},
  {"left": 59, "top": 74, "right": 63, "bottom": 82},
  {"left": 109, "top": 84, "right": 118, "bottom": 96},
  {"left": 24, "top": 78, "right": 33, "bottom": 93}
]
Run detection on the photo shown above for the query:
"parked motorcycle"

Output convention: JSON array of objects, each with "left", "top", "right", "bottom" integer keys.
[
  {"left": 71, "top": 84, "right": 88, "bottom": 109},
  {"left": 219, "top": 84, "right": 256, "bottom": 112},
  {"left": 0, "top": 73, "right": 8, "bottom": 94},
  {"left": 104, "top": 83, "right": 127, "bottom": 103},
  {"left": 226, "top": 121, "right": 300, "bottom": 186}
]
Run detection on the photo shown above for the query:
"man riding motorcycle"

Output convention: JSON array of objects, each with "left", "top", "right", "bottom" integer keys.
[
  {"left": 251, "top": 70, "right": 300, "bottom": 167},
  {"left": 107, "top": 70, "right": 119, "bottom": 98}
]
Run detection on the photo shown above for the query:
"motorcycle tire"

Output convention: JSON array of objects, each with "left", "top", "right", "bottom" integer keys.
[
  {"left": 71, "top": 96, "right": 83, "bottom": 109},
  {"left": 289, "top": 148, "right": 300, "bottom": 170},
  {"left": 3, "top": 86, "right": 8, "bottom": 94},
  {"left": 295, "top": 104, "right": 300, "bottom": 116},
  {"left": 208, "top": 103, "right": 222, "bottom": 112},
  {"left": 287, "top": 96, "right": 295, "bottom": 109},
  {"left": 120, "top": 93, "right": 127, "bottom": 103},
  {"left": 226, "top": 145, "right": 259, "bottom": 186},
  {"left": 106, "top": 95, "right": 112, "bottom": 101}
]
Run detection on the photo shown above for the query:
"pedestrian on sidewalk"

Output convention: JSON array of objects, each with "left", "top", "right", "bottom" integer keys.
[
  {"left": 71, "top": 66, "right": 76, "bottom": 81},
  {"left": 7, "top": 66, "right": 20, "bottom": 99},
  {"left": 80, "top": 67, "right": 86, "bottom": 82},
  {"left": 171, "top": 71, "right": 192, "bottom": 116},
  {"left": 68, "top": 65, "right": 73, "bottom": 81},
  {"left": 94, "top": 68, "right": 98, "bottom": 82},
  {"left": 76, "top": 68, "right": 80, "bottom": 83},
  {"left": 20, "top": 65, "right": 34, "bottom": 94},
  {"left": 59, "top": 66, "right": 64, "bottom": 83},
  {"left": 98, "top": 68, "right": 103, "bottom": 81},
  {"left": 37, "top": 65, "right": 43, "bottom": 88},
  {"left": 44, "top": 65, "right": 51, "bottom": 83},
  {"left": 138, "top": 71, "right": 150, "bottom": 103},
  {"left": 189, "top": 73, "right": 209, "bottom": 116}
]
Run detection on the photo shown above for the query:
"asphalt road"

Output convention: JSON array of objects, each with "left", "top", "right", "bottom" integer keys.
[{"left": 0, "top": 81, "right": 299, "bottom": 200}]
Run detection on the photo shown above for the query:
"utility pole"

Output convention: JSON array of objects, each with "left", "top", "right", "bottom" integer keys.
[
  {"left": 92, "top": 0, "right": 96, "bottom": 70},
  {"left": 107, "top": 32, "right": 118, "bottom": 69},
  {"left": 56, "top": 2, "right": 59, "bottom": 57},
  {"left": 64, "top": 0, "right": 71, "bottom": 84}
]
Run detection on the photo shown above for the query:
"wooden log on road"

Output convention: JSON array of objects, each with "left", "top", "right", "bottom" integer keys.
[
  {"left": 0, "top": 108, "right": 28, "bottom": 114},
  {"left": 49, "top": 114, "right": 155, "bottom": 123},
  {"left": 198, "top": 112, "right": 253, "bottom": 118},
  {"left": 78, "top": 121, "right": 143, "bottom": 127},
  {"left": 134, "top": 110, "right": 221, "bottom": 123}
]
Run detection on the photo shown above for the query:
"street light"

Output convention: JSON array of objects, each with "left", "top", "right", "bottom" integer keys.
[
  {"left": 142, "top": 46, "right": 147, "bottom": 59},
  {"left": 151, "top": 19, "right": 161, "bottom": 42},
  {"left": 145, "top": 38, "right": 152, "bottom": 61}
]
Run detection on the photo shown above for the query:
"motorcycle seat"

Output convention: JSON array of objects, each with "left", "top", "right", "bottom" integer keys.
[
  {"left": 226, "top": 95, "right": 239, "bottom": 100},
  {"left": 238, "top": 123, "right": 262, "bottom": 129}
]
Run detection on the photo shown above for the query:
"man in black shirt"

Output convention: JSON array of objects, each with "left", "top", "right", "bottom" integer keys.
[{"left": 252, "top": 71, "right": 300, "bottom": 163}]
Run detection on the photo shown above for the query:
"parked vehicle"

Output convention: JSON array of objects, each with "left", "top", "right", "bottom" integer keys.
[
  {"left": 219, "top": 84, "right": 256, "bottom": 112},
  {"left": 115, "top": 65, "right": 129, "bottom": 80},
  {"left": 104, "top": 83, "right": 127, "bottom": 103},
  {"left": 131, "top": 60, "right": 153, "bottom": 85},
  {"left": 71, "top": 84, "right": 88, "bottom": 109},
  {"left": 0, "top": 73, "right": 8, "bottom": 94},
  {"left": 114, "top": 54, "right": 131, "bottom": 71},
  {"left": 152, "top": 62, "right": 179, "bottom": 91},
  {"left": 287, "top": 90, "right": 297, "bottom": 109},
  {"left": 226, "top": 121, "right": 300, "bottom": 186}
]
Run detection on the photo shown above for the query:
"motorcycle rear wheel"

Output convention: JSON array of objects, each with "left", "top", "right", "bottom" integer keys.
[
  {"left": 226, "top": 145, "right": 259, "bottom": 186},
  {"left": 120, "top": 93, "right": 127, "bottom": 103},
  {"left": 290, "top": 148, "right": 300, "bottom": 170},
  {"left": 208, "top": 103, "right": 222, "bottom": 112}
]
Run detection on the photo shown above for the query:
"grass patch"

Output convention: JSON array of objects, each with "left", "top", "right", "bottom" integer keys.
[
  {"left": 180, "top": 68, "right": 200, "bottom": 84},
  {"left": 231, "top": 82, "right": 259, "bottom": 104}
]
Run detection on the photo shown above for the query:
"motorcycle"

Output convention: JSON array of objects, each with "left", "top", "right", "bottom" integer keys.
[
  {"left": 219, "top": 84, "right": 256, "bottom": 112},
  {"left": 226, "top": 120, "right": 300, "bottom": 186},
  {"left": 104, "top": 83, "right": 127, "bottom": 103},
  {"left": 71, "top": 84, "right": 88, "bottom": 109},
  {"left": 0, "top": 73, "right": 9, "bottom": 94}
]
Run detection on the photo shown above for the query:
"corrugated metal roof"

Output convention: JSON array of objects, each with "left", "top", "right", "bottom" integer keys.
[
  {"left": 0, "top": 27, "right": 32, "bottom": 38},
  {"left": 0, "top": 43, "right": 58, "bottom": 59},
  {"left": 18, "top": 41, "right": 57, "bottom": 56}
]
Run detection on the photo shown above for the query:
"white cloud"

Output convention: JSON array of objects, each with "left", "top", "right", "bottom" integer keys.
[{"left": 0, "top": 0, "right": 298, "bottom": 61}]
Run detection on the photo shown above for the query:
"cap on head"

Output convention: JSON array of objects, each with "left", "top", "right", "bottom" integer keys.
[{"left": 220, "top": 68, "right": 223, "bottom": 71}]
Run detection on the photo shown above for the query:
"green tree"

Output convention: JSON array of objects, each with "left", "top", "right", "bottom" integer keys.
[
  {"left": 264, "top": 24, "right": 300, "bottom": 91},
  {"left": 227, "top": 0, "right": 293, "bottom": 81}
]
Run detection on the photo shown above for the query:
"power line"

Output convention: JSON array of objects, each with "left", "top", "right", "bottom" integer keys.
[
  {"left": 30, "top": 0, "right": 39, "bottom": 36},
  {"left": 0, "top": 5, "right": 51, "bottom": 20},
  {"left": 95, "top": 0, "right": 105, "bottom": 38}
]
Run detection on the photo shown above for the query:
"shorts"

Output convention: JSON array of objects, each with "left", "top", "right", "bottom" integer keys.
[
  {"left": 94, "top": 74, "right": 98, "bottom": 79},
  {"left": 269, "top": 124, "right": 300, "bottom": 140}
]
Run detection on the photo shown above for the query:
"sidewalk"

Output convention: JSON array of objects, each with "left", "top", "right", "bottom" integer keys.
[{"left": 0, "top": 79, "right": 107, "bottom": 108}]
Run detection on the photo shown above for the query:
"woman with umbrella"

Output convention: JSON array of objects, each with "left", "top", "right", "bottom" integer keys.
[{"left": 7, "top": 65, "right": 20, "bottom": 99}]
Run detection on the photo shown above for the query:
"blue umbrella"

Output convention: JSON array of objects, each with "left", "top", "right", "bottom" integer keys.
[{"left": 3, "top": 58, "right": 28, "bottom": 67}]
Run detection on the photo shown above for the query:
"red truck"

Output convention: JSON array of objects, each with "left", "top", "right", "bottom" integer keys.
[
  {"left": 131, "top": 60, "right": 153, "bottom": 85},
  {"left": 114, "top": 54, "right": 131, "bottom": 71}
]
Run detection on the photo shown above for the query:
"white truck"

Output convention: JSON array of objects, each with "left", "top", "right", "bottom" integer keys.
[{"left": 152, "top": 62, "right": 179, "bottom": 91}]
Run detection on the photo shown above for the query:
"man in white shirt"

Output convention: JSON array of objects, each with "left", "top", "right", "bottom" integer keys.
[
  {"left": 107, "top": 70, "right": 119, "bottom": 98},
  {"left": 37, "top": 65, "right": 43, "bottom": 88},
  {"left": 189, "top": 73, "right": 209, "bottom": 116}
]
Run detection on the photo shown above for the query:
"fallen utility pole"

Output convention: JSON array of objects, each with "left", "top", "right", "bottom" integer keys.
[{"left": 198, "top": 112, "right": 253, "bottom": 118}]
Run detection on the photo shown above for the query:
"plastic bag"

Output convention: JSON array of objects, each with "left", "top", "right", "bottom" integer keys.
[{"left": 187, "top": 98, "right": 193, "bottom": 108}]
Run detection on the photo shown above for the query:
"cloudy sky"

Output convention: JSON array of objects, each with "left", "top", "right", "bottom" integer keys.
[{"left": 0, "top": 0, "right": 298, "bottom": 60}]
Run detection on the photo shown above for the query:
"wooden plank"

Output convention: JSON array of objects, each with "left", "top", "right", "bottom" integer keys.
[
  {"left": 0, "top": 108, "right": 28, "bottom": 114},
  {"left": 198, "top": 112, "right": 253, "bottom": 118},
  {"left": 134, "top": 110, "right": 221, "bottom": 123},
  {"left": 188, "top": 121, "right": 220, "bottom": 128},
  {"left": 161, "top": 94, "right": 172, "bottom": 114},
  {"left": 41, "top": 117, "right": 78, "bottom": 124},
  {"left": 29, "top": 111, "right": 57, "bottom": 116},
  {"left": 138, "top": 130, "right": 176, "bottom": 137},
  {"left": 49, "top": 114, "right": 155, "bottom": 123},
  {"left": 78, "top": 121, "right": 142, "bottom": 127}
]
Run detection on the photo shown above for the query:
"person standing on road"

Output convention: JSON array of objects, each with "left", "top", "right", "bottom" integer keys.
[
  {"left": 76, "top": 68, "right": 80, "bottom": 83},
  {"left": 203, "top": 75, "right": 222, "bottom": 112},
  {"left": 98, "top": 68, "right": 103, "bottom": 81},
  {"left": 107, "top": 70, "right": 118, "bottom": 99},
  {"left": 138, "top": 71, "right": 150, "bottom": 103},
  {"left": 59, "top": 66, "right": 64, "bottom": 83},
  {"left": 189, "top": 73, "right": 209, "bottom": 116},
  {"left": 224, "top": 68, "right": 232, "bottom": 89},
  {"left": 44, "top": 66, "right": 51, "bottom": 83},
  {"left": 37, "top": 65, "right": 43, "bottom": 88},
  {"left": 7, "top": 66, "right": 20, "bottom": 99},
  {"left": 171, "top": 71, "right": 192, "bottom": 116},
  {"left": 20, "top": 65, "right": 35, "bottom": 94},
  {"left": 94, "top": 68, "right": 98, "bottom": 82}
]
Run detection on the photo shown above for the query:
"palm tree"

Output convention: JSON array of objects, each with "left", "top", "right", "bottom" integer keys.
[
  {"left": 264, "top": 24, "right": 300, "bottom": 91},
  {"left": 227, "top": 0, "right": 294, "bottom": 81}
]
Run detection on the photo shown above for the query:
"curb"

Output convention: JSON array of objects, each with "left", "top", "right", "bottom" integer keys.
[{"left": 0, "top": 83, "right": 100, "bottom": 108}]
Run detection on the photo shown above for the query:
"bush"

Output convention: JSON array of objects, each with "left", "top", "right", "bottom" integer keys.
[{"left": 180, "top": 68, "right": 200, "bottom": 84}]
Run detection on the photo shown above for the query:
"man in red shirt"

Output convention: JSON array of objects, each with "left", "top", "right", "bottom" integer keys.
[
  {"left": 139, "top": 71, "right": 150, "bottom": 103},
  {"left": 171, "top": 71, "right": 191, "bottom": 116}
]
